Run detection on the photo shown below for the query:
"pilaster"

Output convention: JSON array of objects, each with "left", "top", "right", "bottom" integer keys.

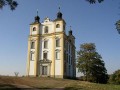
[
  {"left": 26, "top": 37, "right": 31, "bottom": 76},
  {"left": 61, "top": 34, "right": 64, "bottom": 78},
  {"left": 34, "top": 36, "right": 40, "bottom": 76}
]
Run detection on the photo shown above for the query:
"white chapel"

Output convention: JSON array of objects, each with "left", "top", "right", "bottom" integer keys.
[{"left": 26, "top": 9, "right": 76, "bottom": 78}]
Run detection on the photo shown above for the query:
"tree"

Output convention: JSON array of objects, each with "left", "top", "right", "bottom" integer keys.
[
  {"left": 14, "top": 72, "right": 19, "bottom": 77},
  {"left": 86, "top": 0, "right": 104, "bottom": 4},
  {"left": 77, "top": 43, "right": 108, "bottom": 83},
  {"left": 109, "top": 69, "right": 120, "bottom": 84},
  {"left": 0, "top": 0, "right": 18, "bottom": 10},
  {"left": 0, "top": 0, "right": 103, "bottom": 11}
]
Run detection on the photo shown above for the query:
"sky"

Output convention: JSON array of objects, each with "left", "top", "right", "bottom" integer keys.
[{"left": 0, "top": 0, "right": 120, "bottom": 76}]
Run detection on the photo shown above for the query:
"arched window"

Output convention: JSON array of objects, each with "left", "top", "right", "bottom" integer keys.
[
  {"left": 44, "top": 26, "right": 48, "bottom": 33},
  {"left": 55, "top": 49, "right": 60, "bottom": 60},
  {"left": 33, "top": 27, "right": 36, "bottom": 31},
  {"left": 56, "top": 52, "right": 60, "bottom": 60},
  {"left": 43, "top": 50, "right": 48, "bottom": 60},
  {"left": 30, "top": 51, "right": 34, "bottom": 61},
  {"left": 43, "top": 52, "right": 47, "bottom": 59},
  {"left": 56, "top": 24, "right": 60, "bottom": 28},
  {"left": 44, "top": 40, "right": 48, "bottom": 48},
  {"left": 31, "top": 42, "right": 35, "bottom": 49},
  {"left": 56, "top": 38, "right": 60, "bottom": 47}
]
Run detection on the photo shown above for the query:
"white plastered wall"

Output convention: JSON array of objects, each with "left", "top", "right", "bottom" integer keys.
[{"left": 29, "top": 61, "right": 34, "bottom": 75}]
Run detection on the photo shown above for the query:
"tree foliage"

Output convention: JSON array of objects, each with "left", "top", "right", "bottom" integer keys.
[
  {"left": 0, "top": 0, "right": 104, "bottom": 11},
  {"left": 0, "top": 0, "right": 18, "bottom": 10},
  {"left": 109, "top": 69, "right": 120, "bottom": 84},
  {"left": 86, "top": 0, "right": 104, "bottom": 4},
  {"left": 77, "top": 43, "right": 108, "bottom": 83}
]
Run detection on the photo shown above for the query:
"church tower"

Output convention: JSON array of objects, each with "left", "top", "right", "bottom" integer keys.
[
  {"left": 26, "top": 9, "right": 76, "bottom": 78},
  {"left": 26, "top": 12, "right": 40, "bottom": 76}
]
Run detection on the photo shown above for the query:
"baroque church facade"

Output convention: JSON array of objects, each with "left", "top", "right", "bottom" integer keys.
[{"left": 26, "top": 9, "right": 76, "bottom": 78}]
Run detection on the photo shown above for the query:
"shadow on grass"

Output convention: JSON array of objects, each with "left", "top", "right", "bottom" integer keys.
[
  {"left": 64, "top": 87, "right": 84, "bottom": 90},
  {"left": 0, "top": 84, "right": 52, "bottom": 90},
  {"left": 0, "top": 84, "right": 21, "bottom": 90}
]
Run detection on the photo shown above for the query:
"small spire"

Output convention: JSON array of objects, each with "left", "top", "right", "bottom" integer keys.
[
  {"left": 69, "top": 26, "right": 72, "bottom": 35},
  {"left": 37, "top": 9, "right": 38, "bottom": 16},
  {"left": 34, "top": 9, "right": 40, "bottom": 23},
  {"left": 57, "top": 4, "right": 62, "bottom": 19},
  {"left": 70, "top": 26, "right": 72, "bottom": 30},
  {"left": 58, "top": 4, "right": 60, "bottom": 12}
]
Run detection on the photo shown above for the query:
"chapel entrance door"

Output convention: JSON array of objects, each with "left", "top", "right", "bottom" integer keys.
[{"left": 42, "top": 66, "right": 47, "bottom": 75}]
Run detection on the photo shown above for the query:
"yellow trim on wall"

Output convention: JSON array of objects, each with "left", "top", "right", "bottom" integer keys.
[
  {"left": 60, "top": 34, "right": 64, "bottom": 78},
  {"left": 26, "top": 38, "right": 31, "bottom": 76},
  {"left": 34, "top": 36, "right": 40, "bottom": 76},
  {"left": 51, "top": 35, "right": 55, "bottom": 77}
]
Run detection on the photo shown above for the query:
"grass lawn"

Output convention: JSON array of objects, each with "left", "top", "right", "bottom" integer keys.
[{"left": 0, "top": 76, "right": 120, "bottom": 90}]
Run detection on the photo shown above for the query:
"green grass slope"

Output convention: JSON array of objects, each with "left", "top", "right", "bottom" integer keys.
[{"left": 0, "top": 76, "right": 120, "bottom": 90}]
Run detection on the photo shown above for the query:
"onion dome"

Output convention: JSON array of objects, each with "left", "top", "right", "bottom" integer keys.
[
  {"left": 57, "top": 7, "right": 62, "bottom": 19},
  {"left": 34, "top": 10, "right": 40, "bottom": 23}
]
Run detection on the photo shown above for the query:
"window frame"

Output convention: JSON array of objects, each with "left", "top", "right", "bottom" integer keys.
[
  {"left": 42, "top": 66, "right": 47, "bottom": 75},
  {"left": 31, "top": 41, "right": 35, "bottom": 49},
  {"left": 44, "top": 40, "right": 48, "bottom": 49},
  {"left": 56, "top": 52, "right": 60, "bottom": 60},
  {"left": 56, "top": 38, "right": 60, "bottom": 47},
  {"left": 44, "top": 26, "right": 48, "bottom": 33},
  {"left": 56, "top": 24, "right": 60, "bottom": 28},
  {"left": 33, "top": 27, "right": 36, "bottom": 31},
  {"left": 55, "top": 49, "right": 60, "bottom": 60},
  {"left": 30, "top": 52, "right": 34, "bottom": 61},
  {"left": 43, "top": 52, "right": 48, "bottom": 60}
]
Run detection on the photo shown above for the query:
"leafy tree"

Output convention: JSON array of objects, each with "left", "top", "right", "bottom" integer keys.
[
  {"left": 86, "top": 0, "right": 104, "bottom": 4},
  {"left": 0, "top": 0, "right": 18, "bottom": 10},
  {"left": 109, "top": 69, "right": 120, "bottom": 84},
  {"left": 0, "top": 0, "right": 103, "bottom": 11},
  {"left": 77, "top": 43, "right": 108, "bottom": 83}
]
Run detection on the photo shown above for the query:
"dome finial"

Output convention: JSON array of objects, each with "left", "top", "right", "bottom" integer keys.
[
  {"left": 69, "top": 26, "right": 72, "bottom": 35},
  {"left": 34, "top": 9, "right": 40, "bottom": 23},
  {"left": 37, "top": 9, "right": 38, "bottom": 16},
  {"left": 58, "top": 4, "right": 60, "bottom": 12},
  {"left": 70, "top": 26, "right": 72, "bottom": 30},
  {"left": 57, "top": 5, "right": 62, "bottom": 19}
]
